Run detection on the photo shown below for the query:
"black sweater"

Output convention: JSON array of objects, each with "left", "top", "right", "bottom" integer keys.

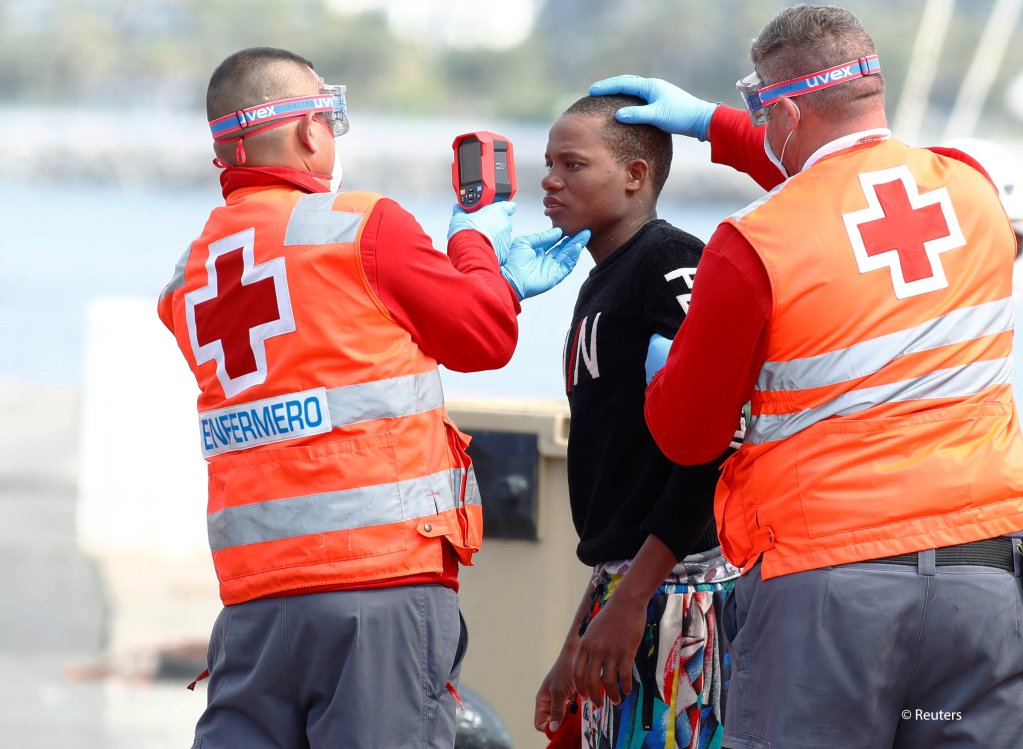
[{"left": 563, "top": 219, "right": 724, "bottom": 565}]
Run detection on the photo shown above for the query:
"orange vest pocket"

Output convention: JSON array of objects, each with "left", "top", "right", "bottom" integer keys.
[
  {"left": 209, "top": 431, "right": 411, "bottom": 581},
  {"left": 715, "top": 451, "right": 756, "bottom": 569},
  {"left": 795, "top": 403, "right": 1018, "bottom": 539}
]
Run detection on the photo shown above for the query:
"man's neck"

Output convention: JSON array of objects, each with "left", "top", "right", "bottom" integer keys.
[
  {"left": 588, "top": 208, "right": 658, "bottom": 265},
  {"left": 219, "top": 164, "right": 330, "bottom": 199},
  {"left": 791, "top": 113, "right": 889, "bottom": 174}
]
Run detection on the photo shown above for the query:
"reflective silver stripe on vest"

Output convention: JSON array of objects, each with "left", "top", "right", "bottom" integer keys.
[
  {"left": 200, "top": 371, "right": 445, "bottom": 456},
  {"left": 747, "top": 356, "right": 1012, "bottom": 444},
  {"left": 208, "top": 467, "right": 479, "bottom": 551},
  {"left": 283, "top": 192, "right": 363, "bottom": 246},
  {"left": 757, "top": 298, "right": 1014, "bottom": 393},
  {"left": 159, "top": 242, "right": 194, "bottom": 301},
  {"left": 326, "top": 371, "right": 445, "bottom": 427},
  {"left": 463, "top": 463, "right": 481, "bottom": 506}
]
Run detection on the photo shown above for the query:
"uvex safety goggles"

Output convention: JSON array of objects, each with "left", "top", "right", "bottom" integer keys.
[
  {"left": 737, "top": 55, "right": 881, "bottom": 126},
  {"left": 208, "top": 77, "right": 349, "bottom": 141}
]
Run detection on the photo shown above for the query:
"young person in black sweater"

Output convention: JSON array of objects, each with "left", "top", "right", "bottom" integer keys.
[{"left": 534, "top": 95, "right": 740, "bottom": 749}]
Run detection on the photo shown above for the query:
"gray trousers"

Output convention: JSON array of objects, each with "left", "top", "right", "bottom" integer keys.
[
  {"left": 191, "top": 584, "right": 466, "bottom": 749},
  {"left": 721, "top": 552, "right": 1023, "bottom": 748}
]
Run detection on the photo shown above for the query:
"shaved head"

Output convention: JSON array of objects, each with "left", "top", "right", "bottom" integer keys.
[{"left": 206, "top": 47, "right": 318, "bottom": 122}]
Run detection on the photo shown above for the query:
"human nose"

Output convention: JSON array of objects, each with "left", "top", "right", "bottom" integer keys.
[{"left": 541, "top": 168, "right": 562, "bottom": 191}]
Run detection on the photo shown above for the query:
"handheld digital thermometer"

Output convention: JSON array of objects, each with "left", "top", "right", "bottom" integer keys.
[{"left": 452, "top": 131, "right": 516, "bottom": 212}]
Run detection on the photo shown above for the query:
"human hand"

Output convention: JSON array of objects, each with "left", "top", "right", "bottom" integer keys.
[
  {"left": 589, "top": 75, "right": 717, "bottom": 141},
  {"left": 447, "top": 201, "right": 517, "bottom": 261},
  {"left": 572, "top": 594, "right": 645, "bottom": 705},
  {"left": 534, "top": 649, "right": 578, "bottom": 735},
  {"left": 502, "top": 227, "right": 591, "bottom": 300},
  {"left": 645, "top": 333, "right": 672, "bottom": 384}
]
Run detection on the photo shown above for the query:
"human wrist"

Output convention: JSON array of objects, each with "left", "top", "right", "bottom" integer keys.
[
  {"left": 447, "top": 226, "right": 482, "bottom": 255},
  {"left": 562, "top": 619, "right": 584, "bottom": 651},
  {"left": 446, "top": 221, "right": 473, "bottom": 241},
  {"left": 500, "top": 266, "right": 526, "bottom": 300},
  {"left": 607, "top": 583, "right": 650, "bottom": 612},
  {"left": 696, "top": 102, "right": 720, "bottom": 142}
]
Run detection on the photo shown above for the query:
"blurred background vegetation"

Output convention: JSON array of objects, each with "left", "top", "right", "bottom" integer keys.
[{"left": 2, "top": 0, "right": 1021, "bottom": 130}]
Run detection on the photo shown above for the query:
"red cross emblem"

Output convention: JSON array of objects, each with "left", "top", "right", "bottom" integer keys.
[
  {"left": 843, "top": 165, "right": 965, "bottom": 298},
  {"left": 185, "top": 228, "right": 295, "bottom": 397}
]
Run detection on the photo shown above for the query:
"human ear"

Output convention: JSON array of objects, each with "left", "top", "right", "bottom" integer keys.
[
  {"left": 296, "top": 112, "right": 320, "bottom": 154},
  {"left": 776, "top": 97, "right": 801, "bottom": 128},
  {"left": 625, "top": 159, "right": 650, "bottom": 194}
]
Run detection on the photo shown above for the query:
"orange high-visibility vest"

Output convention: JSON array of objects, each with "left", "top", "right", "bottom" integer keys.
[
  {"left": 717, "top": 137, "right": 1023, "bottom": 579},
  {"left": 159, "top": 187, "right": 482, "bottom": 605}
]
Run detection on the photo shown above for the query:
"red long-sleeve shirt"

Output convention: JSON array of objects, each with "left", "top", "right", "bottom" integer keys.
[
  {"left": 360, "top": 197, "right": 521, "bottom": 370},
  {"left": 644, "top": 106, "right": 779, "bottom": 464}
]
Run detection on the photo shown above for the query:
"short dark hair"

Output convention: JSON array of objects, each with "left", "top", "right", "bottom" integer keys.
[
  {"left": 206, "top": 47, "right": 316, "bottom": 122},
  {"left": 751, "top": 4, "right": 884, "bottom": 122},
  {"left": 563, "top": 94, "right": 673, "bottom": 197}
]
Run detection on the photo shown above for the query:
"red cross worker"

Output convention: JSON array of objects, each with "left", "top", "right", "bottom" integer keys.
[
  {"left": 594, "top": 5, "right": 1023, "bottom": 748},
  {"left": 155, "top": 47, "right": 581, "bottom": 749}
]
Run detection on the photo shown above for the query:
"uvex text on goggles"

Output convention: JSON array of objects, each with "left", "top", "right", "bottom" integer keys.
[
  {"left": 208, "top": 79, "right": 349, "bottom": 164},
  {"left": 737, "top": 55, "right": 881, "bottom": 126}
]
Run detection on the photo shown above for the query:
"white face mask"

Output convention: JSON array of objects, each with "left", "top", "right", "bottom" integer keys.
[
  {"left": 329, "top": 140, "right": 343, "bottom": 192},
  {"left": 763, "top": 101, "right": 799, "bottom": 179}
]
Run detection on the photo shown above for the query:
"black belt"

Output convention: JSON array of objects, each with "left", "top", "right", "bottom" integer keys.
[{"left": 868, "top": 537, "right": 1018, "bottom": 573}]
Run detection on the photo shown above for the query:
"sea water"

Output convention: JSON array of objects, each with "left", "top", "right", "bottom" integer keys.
[{"left": 0, "top": 178, "right": 736, "bottom": 399}]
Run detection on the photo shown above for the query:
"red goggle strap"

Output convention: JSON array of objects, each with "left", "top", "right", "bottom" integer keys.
[{"left": 757, "top": 55, "right": 882, "bottom": 106}]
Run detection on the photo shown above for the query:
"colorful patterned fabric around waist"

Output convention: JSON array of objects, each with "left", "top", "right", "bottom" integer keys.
[
  {"left": 593, "top": 546, "right": 741, "bottom": 587},
  {"left": 581, "top": 565, "right": 734, "bottom": 749}
]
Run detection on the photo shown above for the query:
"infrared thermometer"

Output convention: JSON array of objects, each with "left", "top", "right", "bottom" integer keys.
[{"left": 452, "top": 131, "right": 517, "bottom": 212}]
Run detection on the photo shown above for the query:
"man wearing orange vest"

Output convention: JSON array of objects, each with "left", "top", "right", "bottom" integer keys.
[
  {"left": 592, "top": 5, "right": 1023, "bottom": 748},
  {"left": 157, "top": 47, "right": 588, "bottom": 749}
]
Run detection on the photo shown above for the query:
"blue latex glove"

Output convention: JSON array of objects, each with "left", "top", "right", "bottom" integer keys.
[
  {"left": 502, "top": 228, "right": 591, "bottom": 300},
  {"left": 645, "top": 333, "right": 672, "bottom": 384},
  {"left": 447, "top": 201, "right": 517, "bottom": 262},
  {"left": 589, "top": 76, "right": 717, "bottom": 141}
]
